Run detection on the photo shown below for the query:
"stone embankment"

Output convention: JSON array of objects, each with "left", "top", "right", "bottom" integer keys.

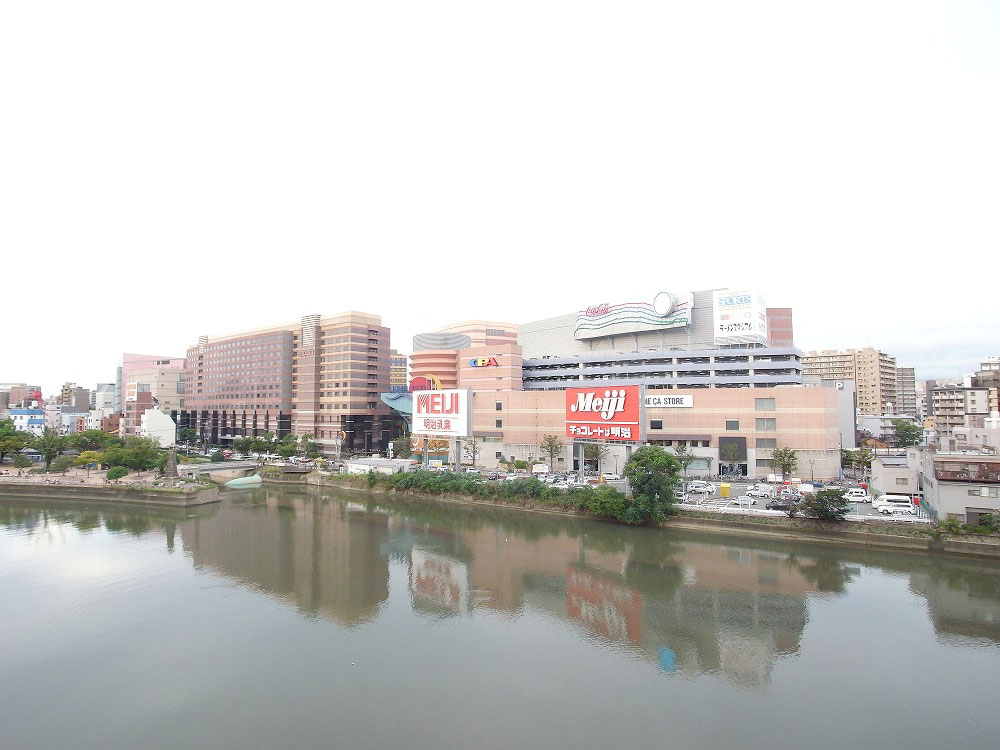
[{"left": 0, "top": 480, "right": 220, "bottom": 507}]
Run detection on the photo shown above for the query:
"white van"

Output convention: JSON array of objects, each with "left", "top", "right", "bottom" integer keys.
[{"left": 872, "top": 494, "right": 916, "bottom": 515}]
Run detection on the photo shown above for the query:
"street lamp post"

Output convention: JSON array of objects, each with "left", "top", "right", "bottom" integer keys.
[{"left": 809, "top": 458, "right": 815, "bottom": 482}]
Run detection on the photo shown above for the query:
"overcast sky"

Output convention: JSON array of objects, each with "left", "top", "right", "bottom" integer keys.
[{"left": 2, "top": 1, "right": 997, "bottom": 395}]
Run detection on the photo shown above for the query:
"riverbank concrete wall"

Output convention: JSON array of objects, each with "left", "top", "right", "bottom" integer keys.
[{"left": 0, "top": 482, "right": 220, "bottom": 507}]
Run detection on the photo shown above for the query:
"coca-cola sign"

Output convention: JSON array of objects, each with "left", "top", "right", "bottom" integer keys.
[{"left": 585, "top": 303, "right": 611, "bottom": 317}]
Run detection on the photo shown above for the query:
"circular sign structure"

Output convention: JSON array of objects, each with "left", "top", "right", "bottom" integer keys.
[{"left": 652, "top": 291, "right": 674, "bottom": 317}]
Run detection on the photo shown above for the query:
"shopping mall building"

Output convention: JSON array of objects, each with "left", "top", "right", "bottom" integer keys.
[{"left": 390, "top": 290, "right": 845, "bottom": 480}]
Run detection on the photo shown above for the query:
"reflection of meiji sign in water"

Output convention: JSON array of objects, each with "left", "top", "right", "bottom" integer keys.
[
  {"left": 566, "top": 564, "right": 642, "bottom": 645},
  {"left": 644, "top": 394, "right": 693, "bottom": 408},
  {"left": 410, "top": 548, "right": 469, "bottom": 613},
  {"left": 565, "top": 386, "right": 640, "bottom": 441}
]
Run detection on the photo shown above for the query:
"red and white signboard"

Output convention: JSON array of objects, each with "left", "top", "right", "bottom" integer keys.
[
  {"left": 412, "top": 388, "right": 471, "bottom": 437},
  {"left": 565, "top": 386, "right": 640, "bottom": 442}
]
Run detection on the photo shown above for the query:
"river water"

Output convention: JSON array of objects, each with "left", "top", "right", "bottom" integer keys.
[{"left": 1, "top": 488, "right": 998, "bottom": 749}]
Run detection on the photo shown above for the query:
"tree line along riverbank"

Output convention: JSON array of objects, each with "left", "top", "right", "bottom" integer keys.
[{"left": 308, "top": 470, "right": 1000, "bottom": 559}]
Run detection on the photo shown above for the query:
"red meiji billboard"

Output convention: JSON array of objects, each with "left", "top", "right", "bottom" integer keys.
[{"left": 565, "top": 385, "right": 640, "bottom": 442}]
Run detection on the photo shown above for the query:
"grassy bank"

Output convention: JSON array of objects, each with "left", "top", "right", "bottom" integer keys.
[
  {"left": 331, "top": 470, "right": 631, "bottom": 519},
  {"left": 317, "top": 473, "right": 1000, "bottom": 558}
]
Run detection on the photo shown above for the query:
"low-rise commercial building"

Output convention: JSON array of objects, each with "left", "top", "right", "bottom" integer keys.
[
  {"left": 398, "top": 292, "right": 842, "bottom": 480},
  {"left": 8, "top": 408, "right": 45, "bottom": 436},
  {"left": 140, "top": 408, "right": 177, "bottom": 447}
]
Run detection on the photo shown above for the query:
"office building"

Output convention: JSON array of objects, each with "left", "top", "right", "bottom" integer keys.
[{"left": 178, "top": 311, "right": 393, "bottom": 456}]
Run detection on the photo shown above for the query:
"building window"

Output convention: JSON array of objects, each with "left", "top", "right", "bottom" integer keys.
[
  {"left": 650, "top": 420, "right": 663, "bottom": 430},
  {"left": 756, "top": 418, "right": 776, "bottom": 431},
  {"left": 756, "top": 438, "right": 776, "bottom": 449},
  {"left": 496, "top": 451, "right": 503, "bottom": 459},
  {"left": 495, "top": 402, "right": 502, "bottom": 411},
  {"left": 895, "top": 478, "right": 909, "bottom": 486},
  {"left": 756, "top": 458, "right": 774, "bottom": 468},
  {"left": 496, "top": 419, "right": 502, "bottom": 428},
  {"left": 726, "top": 419, "right": 739, "bottom": 431},
  {"left": 755, "top": 398, "right": 775, "bottom": 411}
]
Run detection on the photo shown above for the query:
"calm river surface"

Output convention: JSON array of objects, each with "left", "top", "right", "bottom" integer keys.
[{"left": 2, "top": 488, "right": 999, "bottom": 749}]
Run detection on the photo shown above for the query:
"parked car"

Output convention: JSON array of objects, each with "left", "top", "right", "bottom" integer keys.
[
  {"left": 873, "top": 494, "right": 916, "bottom": 515},
  {"left": 601, "top": 472, "right": 622, "bottom": 481},
  {"left": 464, "top": 468, "right": 481, "bottom": 474},
  {"left": 686, "top": 481, "right": 715, "bottom": 495},
  {"left": 746, "top": 485, "right": 774, "bottom": 499},
  {"left": 777, "top": 487, "right": 803, "bottom": 500},
  {"left": 842, "top": 487, "right": 869, "bottom": 503},
  {"left": 766, "top": 498, "right": 798, "bottom": 511}
]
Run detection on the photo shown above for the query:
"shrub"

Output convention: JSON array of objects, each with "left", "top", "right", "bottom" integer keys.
[
  {"left": 938, "top": 518, "right": 962, "bottom": 535},
  {"left": 586, "top": 485, "right": 627, "bottom": 521},
  {"left": 798, "top": 489, "right": 851, "bottom": 522},
  {"left": 106, "top": 466, "right": 128, "bottom": 481}
]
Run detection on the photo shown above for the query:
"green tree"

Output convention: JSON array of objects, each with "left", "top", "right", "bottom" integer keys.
[
  {"left": 71, "top": 430, "right": 119, "bottom": 452},
  {"left": 672, "top": 444, "right": 697, "bottom": 485},
  {"left": 392, "top": 433, "right": 412, "bottom": 459},
  {"left": 540, "top": 434, "right": 563, "bottom": 471},
  {"left": 50, "top": 455, "right": 75, "bottom": 474},
  {"left": 298, "top": 433, "right": 321, "bottom": 458},
  {"left": 798, "top": 489, "right": 851, "bottom": 521},
  {"left": 30, "top": 429, "right": 66, "bottom": 469},
  {"left": 278, "top": 443, "right": 296, "bottom": 459},
  {"left": 622, "top": 445, "right": 680, "bottom": 524},
  {"left": 106, "top": 466, "right": 128, "bottom": 482},
  {"left": 210, "top": 450, "right": 224, "bottom": 462},
  {"left": 11, "top": 454, "right": 33, "bottom": 474},
  {"left": 891, "top": 419, "right": 923, "bottom": 448},
  {"left": 0, "top": 432, "right": 30, "bottom": 464},
  {"left": 74, "top": 450, "right": 104, "bottom": 477},
  {"left": 234, "top": 436, "right": 254, "bottom": 455},
  {"left": 584, "top": 443, "right": 609, "bottom": 471},
  {"left": 122, "top": 436, "right": 162, "bottom": 475},
  {"left": 177, "top": 427, "right": 198, "bottom": 444},
  {"left": 772, "top": 447, "right": 798, "bottom": 481},
  {"left": 720, "top": 443, "right": 743, "bottom": 474}
]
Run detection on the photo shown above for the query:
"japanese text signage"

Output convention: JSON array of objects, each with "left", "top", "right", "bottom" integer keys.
[
  {"left": 565, "top": 386, "right": 640, "bottom": 442},
  {"left": 712, "top": 289, "right": 768, "bottom": 346},
  {"left": 412, "top": 388, "right": 471, "bottom": 437}
]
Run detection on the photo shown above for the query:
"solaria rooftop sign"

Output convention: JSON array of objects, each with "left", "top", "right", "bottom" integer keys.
[{"left": 574, "top": 291, "right": 692, "bottom": 340}]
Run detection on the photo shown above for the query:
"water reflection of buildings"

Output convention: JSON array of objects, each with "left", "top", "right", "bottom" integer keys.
[
  {"left": 164, "top": 492, "right": 1000, "bottom": 688},
  {"left": 180, "top": 492, "right": 391, "bottom": 626},
  {"left": 402, "top": 522, "right": 820, "bottom": 692},
  {"left": 908, "top": 566, "right": 1000, "bottom": 644}
]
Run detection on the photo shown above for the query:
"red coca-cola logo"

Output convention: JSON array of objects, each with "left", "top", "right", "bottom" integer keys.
[{"left": 585, "top": 303, "right": 610, "bottom": 317}]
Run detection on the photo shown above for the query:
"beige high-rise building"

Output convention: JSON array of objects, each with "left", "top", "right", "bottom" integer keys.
[
  {"left": 178, "top": 311, "right": 393, "bottom": 457},
  {"left": 802, "top": 348, "right": 897, "bottom": 415},
  {"left": 895, "top": 367, "right": 917, "bottom": 418}
]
